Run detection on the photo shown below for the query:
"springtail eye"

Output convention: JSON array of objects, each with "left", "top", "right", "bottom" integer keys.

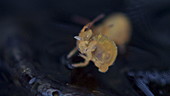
[{"left": 74, "top": 36, "right": 81, "bottom": 40}]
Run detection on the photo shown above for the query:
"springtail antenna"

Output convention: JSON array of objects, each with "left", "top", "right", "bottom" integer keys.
[{"left": 86, "top": 14, "right": 105, "bottom": 29}]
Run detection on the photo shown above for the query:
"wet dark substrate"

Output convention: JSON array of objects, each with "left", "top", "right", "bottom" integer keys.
[{"left": 0, "top": 0, "right": 170, "bottom": 96}]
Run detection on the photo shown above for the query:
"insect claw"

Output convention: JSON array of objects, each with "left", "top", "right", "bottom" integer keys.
[{"left": 74, "top": 36, "right": 81, "bottom": 40}]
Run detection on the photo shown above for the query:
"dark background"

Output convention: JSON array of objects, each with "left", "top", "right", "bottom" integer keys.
[{"left": 0, "top": 0, "right": 170, "bottom": 96}]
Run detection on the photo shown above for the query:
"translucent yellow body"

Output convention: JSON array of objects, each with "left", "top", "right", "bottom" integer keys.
[
  {"left": 69, "top": 21, "right": 117, "bottom": 72},
  {"left": 67, "top": 13, "right": 130, "bottom": 72},
  {"left": 91, "top": 34, "right": 117, "bottom": 72},
  {"left": 94, "top": 13, "right": 131, "bottom": 51}
]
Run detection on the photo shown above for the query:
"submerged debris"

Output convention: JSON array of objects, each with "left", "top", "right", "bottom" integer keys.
[
  {"left": 3, "top": 37, "right": 112, "bottom": 96},
  {"left": 127, "top": 70, "right": 170, "bottom": 96}
]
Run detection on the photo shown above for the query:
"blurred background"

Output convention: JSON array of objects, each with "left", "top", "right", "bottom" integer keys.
[{"left": 0, "top": 0, "right": 170, "bottom": 96}]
